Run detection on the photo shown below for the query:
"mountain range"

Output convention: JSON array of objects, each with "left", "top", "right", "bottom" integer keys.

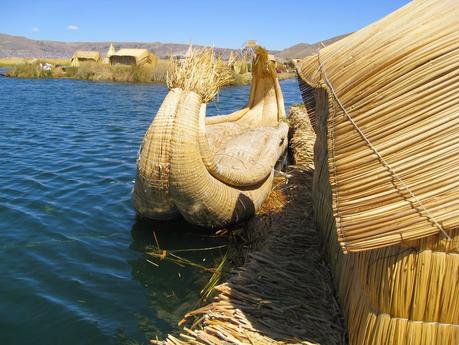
[{"left": 0, "top": 33, "right": 348, "bottom": 60}]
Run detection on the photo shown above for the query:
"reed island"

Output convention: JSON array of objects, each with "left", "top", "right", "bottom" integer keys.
[
  {"left": 137, "top": 0, "right": 459, "bottom": 344},
  {"left": 2, "top": 43, "right": 295, "bottom": 86}
]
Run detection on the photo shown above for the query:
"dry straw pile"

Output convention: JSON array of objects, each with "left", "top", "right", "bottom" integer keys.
[{"left": 298, "top": 0, "right": 459, "bottom": 344}]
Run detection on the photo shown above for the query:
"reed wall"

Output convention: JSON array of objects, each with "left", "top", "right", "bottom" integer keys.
[{"left": 310, "top": 85, "right": 459, "bottom": 345}]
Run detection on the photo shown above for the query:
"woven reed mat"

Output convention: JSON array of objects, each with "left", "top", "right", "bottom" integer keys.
[{"left": 152, "top": 108, "right": 346, "bottom": 345}]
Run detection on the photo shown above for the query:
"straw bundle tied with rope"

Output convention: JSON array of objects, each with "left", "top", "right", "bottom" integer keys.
[
  {"left": 297, "top": 0, "right": 459, "bottom": 343},
  {"left": 298, "top": 0, "right": 459, "bottom": 253},
  {"left": 133, "top": 47, "right": 289, "bottom": 228}
]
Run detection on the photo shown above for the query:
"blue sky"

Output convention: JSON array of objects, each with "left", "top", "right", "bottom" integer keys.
[{"left": 1, "top": 0, "right": 410, "bottom": 50}]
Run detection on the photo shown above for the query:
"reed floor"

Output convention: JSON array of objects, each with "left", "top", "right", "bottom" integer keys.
[{"left": 153, "top": 110, "right": 347, "bottom": 344}]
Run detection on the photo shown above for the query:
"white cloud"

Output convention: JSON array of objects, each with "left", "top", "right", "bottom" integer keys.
[
  {"left": 67, "top": 25, "right": 79, "bottom": 31},
  {"left": 32, "top": 27, "right": 39, "bottom": 32}
]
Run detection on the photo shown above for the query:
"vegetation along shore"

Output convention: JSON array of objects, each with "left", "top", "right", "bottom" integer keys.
[{"left": 1, "top": 56, "right": 296, "bottom": 85}]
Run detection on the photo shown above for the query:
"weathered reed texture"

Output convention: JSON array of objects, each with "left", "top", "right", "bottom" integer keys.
[
  {"left": 308, "top": 71, "right": 459, "bottom": 345},
  {"left": 109, "top": 48, "right": 157, "bottom": 67},
  {"left": 134, "top": 47, "right": 289, "bottom": 227},
  {"left": 102, "top": 43, "right": 115, "bottom": 64},
  {"left": 70, "top": 51, "right": 100, "bottom": 66},
  {"left": 298, "top": 0, "right": 459, "bottom": 252},
  {"left": 153, "top": 167, "right": 346, "bottom": 344},
  {"left": 288, "top": 105, "right": 316, "bottom": 171}
]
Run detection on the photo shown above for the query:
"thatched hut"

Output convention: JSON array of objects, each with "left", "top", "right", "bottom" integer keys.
[
  {"left": 297, "top": 0, "right": 459, "bottom": 344},
  {"left": 70, "top": 51, "right": 100, "bottom": 67},
  {"left": 102, "top": 43, "right": 115, "bottom": 64},
  {"left": 244, "top": 40, "right": 257, "bottom": 49},
  {"left": 109, "top": 48, "right": 157, "bottom": 67},
  {"left": 133, "top": 47, "right": 288, "bottom": 227}
]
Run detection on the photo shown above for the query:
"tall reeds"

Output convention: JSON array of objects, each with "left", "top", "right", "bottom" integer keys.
[{"left": 6, "top": 60, "right": 173, "bottom": 83}]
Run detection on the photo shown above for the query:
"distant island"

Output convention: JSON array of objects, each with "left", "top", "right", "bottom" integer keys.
[
  {"left": 0, "top": 33, "right": 348, "bottom": 85},
  {"left": 0, "top": 32, "right": 348, "bottom": 61}
]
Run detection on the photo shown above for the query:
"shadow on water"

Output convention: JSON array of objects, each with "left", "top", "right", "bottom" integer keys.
[{"left": 123, "top": 216, "right": 227, "bottom": 342}]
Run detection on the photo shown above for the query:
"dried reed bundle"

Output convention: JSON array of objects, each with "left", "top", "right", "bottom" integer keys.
[
  {"left": 298, "top": 0, "right": 459, "bottom": 252},
  {"left": 296, "top": 1, "right": 459, "bottom": 343},
  {"left": 228, "top": 51, "right": 251, "bottom": 75},
  {"left": 167, "top": 48, "right": 233, "bottom": 103},
  {"left": 288, "top": 105, "right": 316, "bottom": 171},
  {"left": 314, "top": 182, "right": 459, "bottom": 345},
  {"left": 252, "top": 46, "right": 276, "bottom": 79}
]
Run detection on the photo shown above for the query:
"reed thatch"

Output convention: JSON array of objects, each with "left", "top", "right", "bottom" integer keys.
[
  {"left": 102, "top": 43, "right": 115, "bottom": 64},
  {"left": 233, "top": 60, "right": 248, "bottom": 74},
  {"left": 153, "top": 123, "right": 346, "bottom": 344},
  {"left": 288, "top": 105, "right": 315, "bottom": 171},
  {"left": 312, "top": 137, "right": 459, "bottom": 344},
  {"left": 244, "top": 40, "right": 258, "bottom": 49},
  {"left": 109, "top": 48, "right": 157, "bottom": 66},
  {"left": 70, "top": 51, "right": 100, "bottom": 67},
  {"left": 133, "top": 47, "right": 289, "bottom": 227},
  {"left": 297, "top": 0, "right": 459, "bottom": 344},
  {"left": 298, "top": 0, "right": 459, "bottom": 252}
]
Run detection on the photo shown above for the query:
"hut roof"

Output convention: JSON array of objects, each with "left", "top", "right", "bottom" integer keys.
[
  {"left": 72, "top": 51, "right": 100, "bottom": 60},
  {"left": 110, "top": 48, "right": 156, "bottom": 65},
  {"left": 244, "top": 40, "right": 257, "bottom": 48},
  {"left": 102, "top": 44, "right": 116, "bottom": 64},
  {"left": 297, "top": 0, "right": 459, "bottom": 252},
  {"left": 106, "top": 43, "right": 115, "bottom": 57}
]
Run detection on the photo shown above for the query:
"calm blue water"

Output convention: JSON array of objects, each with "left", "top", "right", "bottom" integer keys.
[{"left": 0, "top": 75, "right": 301, "bottom": 345}]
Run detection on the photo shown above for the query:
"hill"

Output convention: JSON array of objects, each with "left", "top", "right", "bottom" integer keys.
[
  {"left": 0, "top": 33, "right": 237, "bottom": 59},
  {"left": 275, "top": 34, "right": 350, "bottom": 60},
  {"left": 0, "top": 33, "right": 348, "bottom": 60}
]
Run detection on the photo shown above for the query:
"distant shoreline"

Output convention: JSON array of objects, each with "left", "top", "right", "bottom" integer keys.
[{"left": 1, "top": 59, "right": 296, "bottom": 86}]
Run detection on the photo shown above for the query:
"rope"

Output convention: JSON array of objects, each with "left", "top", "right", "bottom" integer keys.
[{"left": 316, "top": 52, "right": 451, "bottom": 241}]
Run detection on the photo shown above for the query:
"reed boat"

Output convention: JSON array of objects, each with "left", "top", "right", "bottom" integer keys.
[{"left": 133, "top": 47, "right": 288, "bottom": 227}]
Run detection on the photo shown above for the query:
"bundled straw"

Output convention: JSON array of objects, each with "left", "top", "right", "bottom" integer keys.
[
  {"left": 298, "top": 0, "right": 459, "bottom": 252},
  {"left": 167, "top": 48, "right": 233, "bottom": 103},
  {"left": 296, "top": 0, "right": 459, "bottom": 344},
  {"left": 288, "top": 105, "right": 316, "bottom": 171},
  {"left": 252, "top": 46, "right": 276, "bottom": 79}
]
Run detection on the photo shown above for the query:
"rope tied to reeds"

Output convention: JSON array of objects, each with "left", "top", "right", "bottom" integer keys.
[{"left": 316, "top": 51, "right": 452, "bottom": 241}]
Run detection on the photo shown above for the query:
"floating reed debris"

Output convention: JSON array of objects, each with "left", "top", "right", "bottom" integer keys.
[{"left": 297, "top": 0, "right": 459, "bottom": 344}]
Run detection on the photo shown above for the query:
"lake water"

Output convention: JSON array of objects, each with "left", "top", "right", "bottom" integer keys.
[{"left": 0, "top": 74, "right": 302, "bottom": 345}]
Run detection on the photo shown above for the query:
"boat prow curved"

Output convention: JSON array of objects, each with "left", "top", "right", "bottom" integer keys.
[{"left": 133, "top": 47, "right": 288, "bottom": 227}]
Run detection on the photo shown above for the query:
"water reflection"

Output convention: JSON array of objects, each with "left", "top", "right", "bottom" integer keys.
[
  {"left": 128, "top": 217, "right": 226, "bottom": 339},
  {"left": 0, "top": 74, "right": 301, "bottom": 345}
]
